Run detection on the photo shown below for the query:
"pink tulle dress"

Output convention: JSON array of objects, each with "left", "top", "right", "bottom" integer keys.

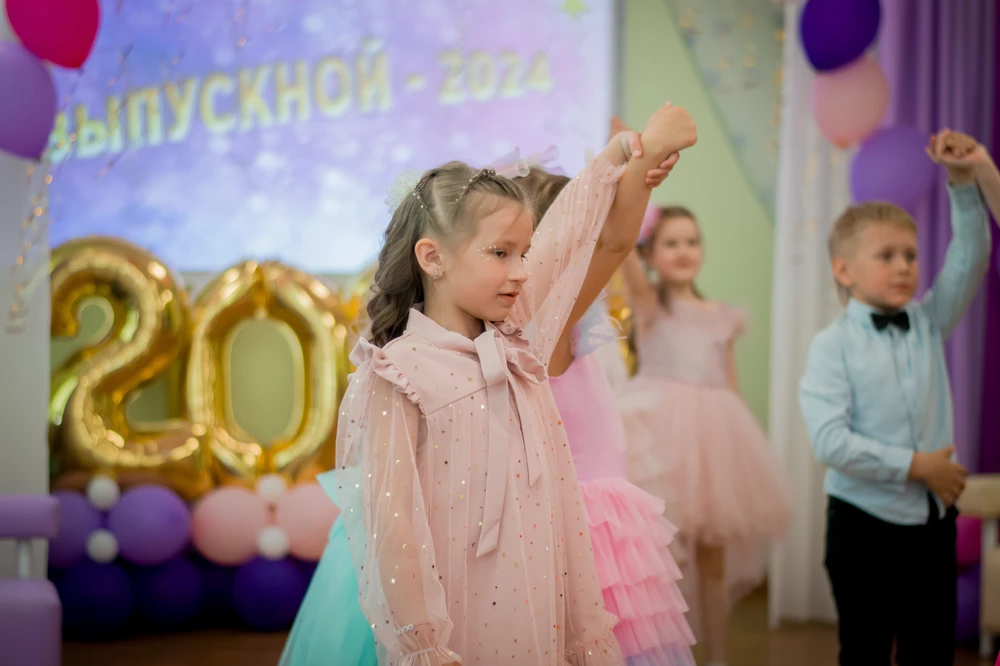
[
  {"left": 618, "top": 300, "right": 790, "bottom": 619},
  {"left": 549, "top": 303, "right": 695, "bottom": 666}
]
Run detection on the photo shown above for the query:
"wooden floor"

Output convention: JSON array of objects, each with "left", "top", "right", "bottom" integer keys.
[{"left": 65, "top": 587, "right": 993, "bottom": 666}]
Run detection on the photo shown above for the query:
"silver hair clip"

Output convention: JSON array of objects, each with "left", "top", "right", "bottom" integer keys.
[{"left": 455, "top": 167, "right": 497, "bottom": 203}]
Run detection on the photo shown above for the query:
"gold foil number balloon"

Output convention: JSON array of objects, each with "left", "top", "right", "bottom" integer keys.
[
  {"left": 187, "top": 261, "right": 344, "bottom": 486},
  {"left": 606, "top": 269, "right": 637, "bottom": 375},
  {"left": 49, "top": 237, "right": 212, "bottom": 499}
]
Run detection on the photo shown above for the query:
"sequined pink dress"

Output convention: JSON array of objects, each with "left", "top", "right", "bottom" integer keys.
[
  {"left": 334, "top": 155, "right": 627, "bottom": 666},
  {"left": 549, "top": 305, "right": 695, "bottom": 666},
  {"left": 618, "top": 301, "right": 790, "bottom": 619}
]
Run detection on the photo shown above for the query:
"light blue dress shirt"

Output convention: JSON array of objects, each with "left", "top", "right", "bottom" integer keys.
[{"left": 799, "top": 184, "right": 990, "bottom": 525}]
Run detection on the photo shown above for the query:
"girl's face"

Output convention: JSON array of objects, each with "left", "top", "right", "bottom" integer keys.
[
  {"left": 647, "top": 216, "right": 703, "bottom": 287},
  {"left": 437, "top": 199, "right": 533, "bottom": 326}
]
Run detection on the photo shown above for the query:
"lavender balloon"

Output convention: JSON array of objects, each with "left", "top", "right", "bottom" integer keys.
[
  {"left": 0, "top": 43, "right": 56, "bottom": 160},
  {"left": 107, "top": 485, "right": 191, "bottom": 566},
  {"left": 49, "top": 491, "right": 102, "bottom": 569},
  {"left": 850, "top": 126, "right": 938, "bottom": 213}
]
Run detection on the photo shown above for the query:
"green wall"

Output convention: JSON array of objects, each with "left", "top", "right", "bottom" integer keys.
[{"left": 621, "top": 0, "right": 774, "bottom": 425}]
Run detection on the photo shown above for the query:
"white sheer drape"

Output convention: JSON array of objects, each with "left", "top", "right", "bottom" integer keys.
[
  {"left": 0, "top": 12, "right": 52, "bottom": 576},
  {"left": 766, "top": 0, "right": 850, "bottom": 627}
]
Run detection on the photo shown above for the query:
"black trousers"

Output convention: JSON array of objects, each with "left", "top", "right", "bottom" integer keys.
[{"left": 824, "top": 495, "right": 958, "bottom": 666}]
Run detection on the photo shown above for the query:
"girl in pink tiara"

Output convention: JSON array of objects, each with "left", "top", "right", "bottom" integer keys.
[
  {"left": 281, "top": 101, "right": 697, "bottom": 666},
  {"left": 618, "top": 203, "right": 791, "bottom": 666},
  {"left": 515, "top": 146, "right": 696, "bottom": 666}
]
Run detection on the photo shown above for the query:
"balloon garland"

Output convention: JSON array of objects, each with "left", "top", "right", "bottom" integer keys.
[{"left": 798, "top": 0, "right": 936, "bottom": 210}]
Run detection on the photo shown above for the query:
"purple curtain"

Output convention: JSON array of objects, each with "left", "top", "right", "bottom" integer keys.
[
  {"left": 978, "top": 7, "right": 1000, "bottom": 475},
  {"left": 878, "top": 0, "right": 997, "bottom": 472}
]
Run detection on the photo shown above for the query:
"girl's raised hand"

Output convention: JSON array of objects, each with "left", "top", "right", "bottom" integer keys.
[
  {"left": 642, "top": 101, "right": 697, "bottom": 159},
  {"left": 610, "top": 116, "right": 681, "bottom": 188}
]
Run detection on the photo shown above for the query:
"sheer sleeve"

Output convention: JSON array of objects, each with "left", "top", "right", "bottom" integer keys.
[
  {"left": 336, "top": 349, "right": 460, "bottom": 666},
  {"left": 728, "top": 305, "right": 749, "bottom": 340},
  {"left": 510, "top": 152, "right": 627, "bottom": 366}
]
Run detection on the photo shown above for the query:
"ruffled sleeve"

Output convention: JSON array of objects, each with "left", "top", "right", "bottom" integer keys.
[
  {"left": 728, "top": 305, "right": 749, "bottom": 340},
  {"left": 336, "top": 340, "right": 461, "bottom": 666},
  {"left": 509, "top": 152, "right": 627, "bottom": 366}
]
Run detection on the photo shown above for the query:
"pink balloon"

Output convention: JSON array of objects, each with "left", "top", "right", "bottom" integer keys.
[
  {"left": 274, "top": 483, "right": 340, "bottom": 561},
  {"left": 5, "top": 0, "right": 100, "bottom": 69},
  {"left": 956, "top": 515, "right": 982, "bottom": 569},
  {"left": 810, "top": 55, "right": 888, "bottom": 149},
  {"left": 191, "top": 487, "right": 269, "bottom": 566}
]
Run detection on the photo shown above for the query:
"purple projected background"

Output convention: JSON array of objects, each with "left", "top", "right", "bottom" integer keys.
[{"left": 47, "top": 0, "right": 615, "bottom": 273}]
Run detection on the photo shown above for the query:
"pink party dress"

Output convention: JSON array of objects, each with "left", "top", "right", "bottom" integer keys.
[
  {"left": 549, "top": 302, "right": 696, "bottom": 666},
  {"left": 334, "top": 154, "right": 628, "bottom": 666},
  {"left": 618, "top": 300, "right": 790, "bottom": 620}
]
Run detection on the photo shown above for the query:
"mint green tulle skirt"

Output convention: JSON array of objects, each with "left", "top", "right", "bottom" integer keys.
[{"left": 279, "top": 473, "right": 377, "bottom": 666}]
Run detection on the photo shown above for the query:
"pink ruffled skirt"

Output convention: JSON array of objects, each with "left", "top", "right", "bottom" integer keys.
[
  {"left": 581, "top": 477, "right": 696, "bottom": 666},
  {"left": 619, "top": 377, "right": 791, "bottom": 632}
]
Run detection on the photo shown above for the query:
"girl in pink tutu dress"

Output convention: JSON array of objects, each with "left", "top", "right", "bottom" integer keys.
[
  {"left": 618, "top": 205, "right": 790, "bottom": 666},
  {"left": 332, "top": 104, "right": 698, "bottom": 666},
  {"left": 516, "top": 164, "right": 695, "bottom": 666}
]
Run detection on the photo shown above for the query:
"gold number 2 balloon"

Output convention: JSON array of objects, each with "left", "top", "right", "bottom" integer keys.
[
  {"left": 187, "top": 260, "right": 344, "bottom": 486},
  {"left": 49, "top": 237, "right": 212, "bottom": 499}
]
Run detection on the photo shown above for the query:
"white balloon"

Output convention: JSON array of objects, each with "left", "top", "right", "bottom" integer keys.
[
  {"left": 86, "top": 529, "right": 119, "bottom": 564},
  {"left": 257, "top": 525, "right": 290, "bottom": 560},
  {"left": 256, "top": 474, "right": 287, "bottom": 505},
  {"left": 86, "top": 475, "right": 121, "bottom": 511}
]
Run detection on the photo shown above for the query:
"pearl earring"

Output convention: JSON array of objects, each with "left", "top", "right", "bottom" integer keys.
[{"left": 433, "top": 269, "right": 440, "bottom": 279}]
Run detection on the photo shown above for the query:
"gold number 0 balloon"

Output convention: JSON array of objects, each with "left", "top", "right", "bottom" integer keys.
[
  {"left": 49, "top": 237, "right": 212, "bottom": 499},
  {"left": 187, "top": 260, "right": 344, "bottom": 485}
]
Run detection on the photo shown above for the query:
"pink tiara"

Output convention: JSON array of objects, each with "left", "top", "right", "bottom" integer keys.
[{"left": 638, "top": 204, "right": 662, "bottom": 244}]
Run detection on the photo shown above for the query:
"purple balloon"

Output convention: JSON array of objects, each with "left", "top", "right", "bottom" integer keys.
[
  {"left": 800, "top": 0, "right": 881, "bottom": 72},
  {"left": 0, "top": 42, "right": 56, "bottom": 160},
  {"left": 851, "top": 126, "right": 938, "bottom": 212},
  {"left": 133, "top": 556, "right": 204, "bottom": 631},
  {"left": 233, "top": 557, "right": 306, "bottom": 631},
  {"left": 107, "top": 485, "right": 191, "bottom": 566},
  {"left": 195, "top": 557, "right": 236, "bottom": 624},
  {"left": 56, "top": 560, "right": 134, "bottom": 639},
  {"left": 956, "top": 565, "right": 981, "bottom": 644},
  {"left": 294, "top": 556, "right": 318, "bottom": 583},
  {"left": 49, "top": 491, "right": 102, "bottom": 569}
]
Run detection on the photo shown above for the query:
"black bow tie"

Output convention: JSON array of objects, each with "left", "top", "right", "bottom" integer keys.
[{"left": 871, "top": 310, "right": 910, "bottom": 332}]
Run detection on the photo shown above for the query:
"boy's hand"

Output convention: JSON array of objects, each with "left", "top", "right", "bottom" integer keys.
[
  {"left": 926, "top": 129, "right": 981, "bottom": 185},
  {"left": 610, "top": 115, "right": 682, "bottom": 188},
  {"left": 642, "top": 102, "right": 698, "bottom": 160},
  {"left": 908, "top": 444, "right": 968, "bottom": 507}
]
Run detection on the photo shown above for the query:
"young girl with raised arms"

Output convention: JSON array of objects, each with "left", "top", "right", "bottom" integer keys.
[
  {"left": 617, "top": 203, "right": 791, "bottom": 666},
  {"left": 515, "top": 146, "right": 696, "bottom": 666},
  {"left": 281, "top": 101, "right": 697, "bottom": 666}
]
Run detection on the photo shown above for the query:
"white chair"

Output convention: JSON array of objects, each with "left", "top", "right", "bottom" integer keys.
[{"left": 957, "top": 474, "right": 1000, "bottom": 658}]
